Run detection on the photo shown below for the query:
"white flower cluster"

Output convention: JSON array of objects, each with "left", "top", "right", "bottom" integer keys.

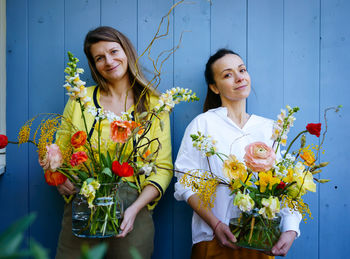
[
  {"left": 63, "top": 53, "right": 91, "bottom": 107},
  {"left": 87, "top": 106, "right": 133, "bottom": 123},
  {"left": 154, "top": 87, "right": 198, "bottom": 112},
  {"left": 274, "top": 151, "right": 296, "bottom": 178},
  {"left": 191, "top": 131, "right": 217, "bottom": 157},
  {"left": 271, "top": 105, "right": 297, "bottom": 146}
]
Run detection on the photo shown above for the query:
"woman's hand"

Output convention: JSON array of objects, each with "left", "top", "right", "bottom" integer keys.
[
  {"left": 116, "top": 204, "right": 138, "bottom": 238},
  {"left": 214, "top": 221, "right": 238, "bottom": 250},
  {"left": 270, "top": 230, "right": 297, "bottom": 256},
  {"left": 57, "top": 179, "right": 76, "bottom": 196}
]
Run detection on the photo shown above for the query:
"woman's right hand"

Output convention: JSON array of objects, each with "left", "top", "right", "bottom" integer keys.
[
  {"left": 213, "top": 221, "right": 238, "bottom": 250},
  {"left": 57, "top": 179, "right": 76, "bottom": 196}
]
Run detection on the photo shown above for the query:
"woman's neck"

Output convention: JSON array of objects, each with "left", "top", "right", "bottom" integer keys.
[{"left": 223, "top": 100, "right": 250, "bottom": 129}]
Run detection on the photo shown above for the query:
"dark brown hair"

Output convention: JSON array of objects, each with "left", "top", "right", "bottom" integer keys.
[
  {"left": 84, "top": 26, "right": 154, "bottom": 113},
  {"left": 203, "top": 49, "right": 240, "bottom": 112}
]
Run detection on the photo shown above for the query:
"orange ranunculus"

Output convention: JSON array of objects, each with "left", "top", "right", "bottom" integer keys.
[
  {"left": 70, "top": 151, "right": 88, "bottom": 166},
  {"left": 112, "top": 161, "right": 134, "bottom": 177},
  {"left": 71, "top": 131, "right": 87, "bottom": 148},
  {"left": 110, "top": 120, "right": 133, "bottom": 143},
  {"left": 44, "top": 170, "right": 67, "bottom": 186}
]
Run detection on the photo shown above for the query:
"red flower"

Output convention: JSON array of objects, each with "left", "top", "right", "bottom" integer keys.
[
  {"left": 112, "top": 161, "right": 134, "bottom": 177},
  {"left": 70, "top": 151, "right": 88, "bottom": 166},
  {"left": 71, "top": 131, "right": 87, "bottom": 148},
  {"left": 0, "top": 134, "right": 8, "bottom": 149},
  {"left": 306, "top": 123, "right": 321, "bottom": 137},
  {"left": 44, "top": 170, "right": 67, "bottom": 186},
  {"left": 276, "top": 181, "right": 286, "bottom": 190}
]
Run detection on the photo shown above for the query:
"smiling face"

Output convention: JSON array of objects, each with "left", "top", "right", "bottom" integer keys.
[
  {"left": 209, "top": 54, "right": 251, "bottom": 105},
  {"left": 90, "top": 41, "right": 129, "bottom": 84}
]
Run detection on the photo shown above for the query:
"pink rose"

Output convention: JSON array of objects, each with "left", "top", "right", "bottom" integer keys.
[
  {"left": 39, "top": 144, "right": 63, "bottom": 171},
  {"left": 244, "top": 142, "right": 276, "bottom": 172}
]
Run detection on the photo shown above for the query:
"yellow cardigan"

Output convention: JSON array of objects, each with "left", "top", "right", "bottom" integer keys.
[{"left": 56, "top": 85, "right": 173, "bottom": 210}]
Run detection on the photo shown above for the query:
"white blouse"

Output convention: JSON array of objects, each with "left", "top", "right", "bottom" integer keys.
[{"left": 174, "top": 107, "right": 301, "bottom": 245}]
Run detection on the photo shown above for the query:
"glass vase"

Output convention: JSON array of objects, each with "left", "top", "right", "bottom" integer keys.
[
  {"left": 229, "top": 212, "right": 281, "bottom": 251},
  {"left": 72, "top": 183, "right": 124, "bottom": 238}
]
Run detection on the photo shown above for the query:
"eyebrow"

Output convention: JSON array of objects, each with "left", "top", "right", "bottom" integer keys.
[{"left": 221, "top": 64, "right": 245, "bottom": 74}]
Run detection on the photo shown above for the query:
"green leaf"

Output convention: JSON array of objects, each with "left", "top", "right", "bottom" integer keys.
[
  {"left": 76, "top": 170, "right": 88, "bottom": 181},
  {"left": 102, "top": 167, "right": 112, "bottom": 177},
  {"left": 129, "top": 247, "right": 142, "bottom": 259},
  {"left": 100, "top": 154, "right": 108, "bottom": 168},
  {"left": 30, "top": 239, "right": 49, "bottom": 259},
  {"left": 0, "top": 213, "right": 36, "bottom": 256},
  {"left": 106, "top": 151, "right": 112, "bottom": 168},
  {"left": 85, "top": 178, "right": 94, "bottom": 185},
  {"left": 80, "top": 243, "right": 107, "bottom": 259},
  {"left": 125, "top": 179, "right": 138, "bottom": 190}
]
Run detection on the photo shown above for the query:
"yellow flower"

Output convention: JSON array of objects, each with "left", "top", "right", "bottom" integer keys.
[
  {"left": 223, "top": 155, "right": 250, "bottom": 190},
  {"left": 234, "top": 191, "right": 255, "bottom": 212},
  {"left": 255, "top": 171, "right": 281, "bottom": 193},
  {"left": 259, "top": 196, "right": 280, "bottom": 219},
  {"left": 286, "top": 162, "right": 316, "bottom": 198}
]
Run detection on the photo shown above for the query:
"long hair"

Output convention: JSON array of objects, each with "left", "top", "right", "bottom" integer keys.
[
  {"left": 203, "top": 49, "right": 240, "bottom": 112},
  {"left": 84, "top": 26, "right": 153, "bottom": 113}
]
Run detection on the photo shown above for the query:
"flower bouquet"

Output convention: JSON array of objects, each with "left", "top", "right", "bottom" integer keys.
[
  {"left": 179, "top": 105, "right": 341, "bottom": 251},
  {"left": 1, "top": 52, "right": 198, "bottom": 238}
]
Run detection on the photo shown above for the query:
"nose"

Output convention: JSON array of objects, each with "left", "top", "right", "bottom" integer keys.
[
  {"left": 235, "top": 73, "right": 244, "bottom": 83},
  {"left": 105, "top": 54, "right": 113, "bottom": 65}
]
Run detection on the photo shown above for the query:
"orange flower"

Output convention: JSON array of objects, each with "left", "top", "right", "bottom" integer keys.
[
  {"left": 44, "top": 170, "right": 67, "bottom": 186},
  {"left": 300, "top": 148, "right": 316, "bottom": 166},
  {"left": 143, "top": 149, "right": 152, "bottom": 159},
  {"left": 110, "top": 121, "right": 133, "bottom": 143},
  {"left": 70, "top": 151, "right": 88, "bottom": 166},
  {"left": 112, "top": 161, "right": 134, "bottom": 177},
  {"left": 131, "top": 121, "right": 144, "bottom": 135},
  {"left": 71, "top": 131, "right": 87, "bottom": 148}
]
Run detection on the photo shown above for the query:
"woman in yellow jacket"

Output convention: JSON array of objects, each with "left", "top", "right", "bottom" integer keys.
[{"left": 55, "top": 26, "right": 173, "bottom": 259}]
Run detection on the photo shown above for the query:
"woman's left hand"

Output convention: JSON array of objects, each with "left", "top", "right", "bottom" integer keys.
[
  {"left": 270, "top": 230, "right": 297, "bottom": 256},
  {"left": 116, "top": 204, "right": 138, "bottom": 238}
]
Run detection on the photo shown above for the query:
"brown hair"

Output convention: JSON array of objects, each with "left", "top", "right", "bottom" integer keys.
[
  {"left": 203, "top": 49, "right": 240, "bottom": 112},
  {"left": 84, "top": 26, "right": 154, "bottom": 113}
]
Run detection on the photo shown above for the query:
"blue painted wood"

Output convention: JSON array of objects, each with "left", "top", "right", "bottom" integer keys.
[
  {"left": 283, "top": 1, "right": 320, "bottom": 258},
  {"left": 173, "top": 1, "right": 211, "bottom": 258},
  {"left": 27, "top": 1, "right": 65, "bottom": 257},
  {"left": 211, "top": 0, "right": 247, "bottom": 59},
  {"left": 2, "top": 0, "right": 29, "bottom": 245},
  {"left": 319, "top": 0, "right": 350, "bottom": 258},
  {"left": 247, "top": 0, "right": 284, "bottom": 116}
]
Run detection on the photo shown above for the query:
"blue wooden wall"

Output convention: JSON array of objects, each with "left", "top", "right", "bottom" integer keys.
[{"left": 2, "top": 0, "right": 349, "bottom": 258}]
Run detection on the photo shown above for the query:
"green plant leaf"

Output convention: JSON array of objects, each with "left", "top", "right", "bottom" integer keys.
[
  {"left": 80, "top": 243, "right": 107, "bottom": 259},
  {"left": 76, "top": 170, "right": 88, "bottom": 181},
  {"left": 125, "top": 179, "right": 138, "bottom": 190},
  {"left": 100, "top": 154, "right": 108, "bottom": 168},
  {"left": 106, "top": 151, "right": 112, "bottom": 168},
  {"left": 0, "top": 213, "right": 36, "bottom": 256},
  {"left": 30, "top": 239, "right": 49, "bottom": 259},
  {"left": 102, "top": 167, "right": 112, "bottom": 177}
]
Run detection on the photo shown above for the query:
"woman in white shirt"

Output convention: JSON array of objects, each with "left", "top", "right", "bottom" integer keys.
[{"left": 174, "top": 49, "right": 301, "bottom": 259}]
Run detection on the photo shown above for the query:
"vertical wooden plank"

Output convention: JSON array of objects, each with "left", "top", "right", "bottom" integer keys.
[
  {"left": 247, "top": 0, "right": 284, "bottom": 116},
  {"left": 173, "top": 1, "right": 211, "bottom": 258},
  {"left": 320, "top": 0, "right": 350, "bottom": 258},
  {"left": 65, "top": 0, "right": 101, "bottom": 89},
  {"left": 137, "top": 1, "right": 175, "bottom": 258},
  {"left": 211, "top": 0, "right": 247, "bottom": 59},
  {"left": 101, "top": 0, "right": 137, "bottom": 46},
  {"left": 283, "top": 0, "right": 320, "bottom": 258},
  {"left": 2, "top": 0, "right": 29, "bottom": 238},
  {"left": 27, "top": 0, "right": 65, "bottom": 256}
]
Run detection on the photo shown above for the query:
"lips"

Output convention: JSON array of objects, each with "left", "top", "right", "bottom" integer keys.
[
  {"left": 107, "top": 64, "right": 120, "bottom": 72},
  {"left": 235, "top": 85, "right": 247, "bottom": 90}
]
